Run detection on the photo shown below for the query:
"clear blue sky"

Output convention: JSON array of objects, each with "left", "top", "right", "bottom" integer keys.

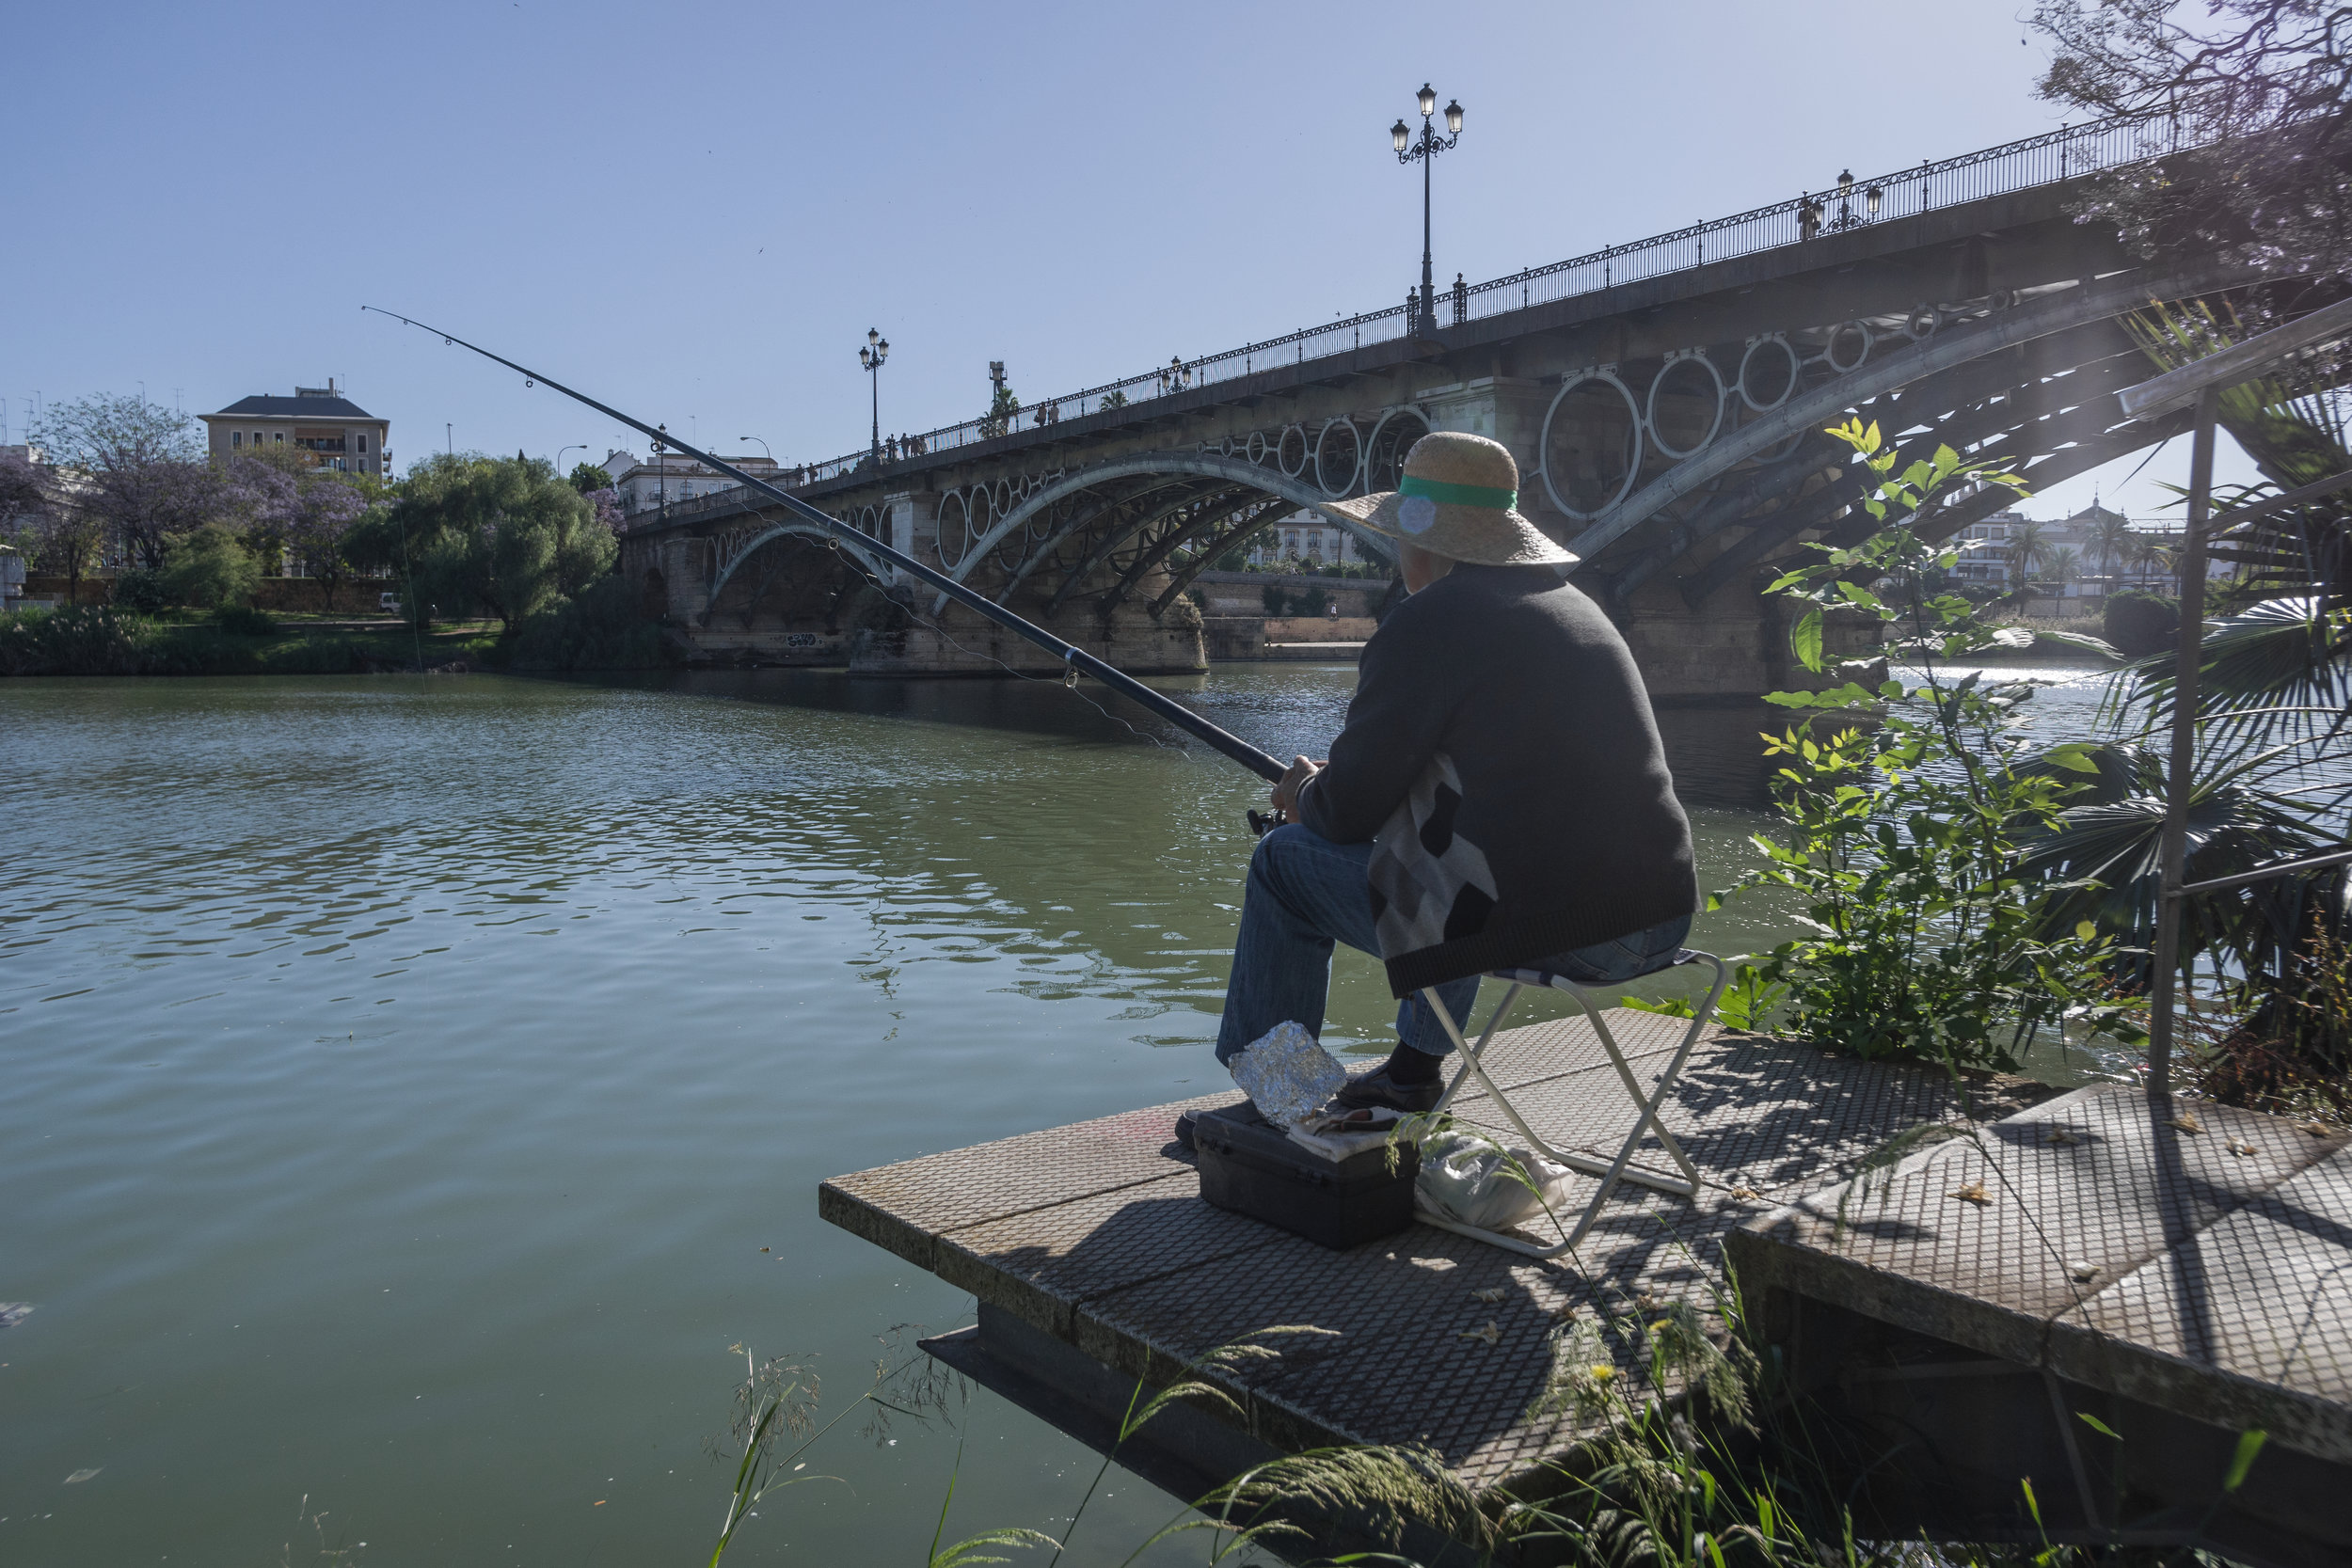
[{"left": 4, "top": 0, "right": 2254, "bottom": 522}]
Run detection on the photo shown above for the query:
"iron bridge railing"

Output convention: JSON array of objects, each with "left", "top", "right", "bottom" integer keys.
[{"left": 776, "top": 112, "right": 2197, "bottom": 488}]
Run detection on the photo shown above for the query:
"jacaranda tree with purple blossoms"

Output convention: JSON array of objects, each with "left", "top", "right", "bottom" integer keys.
[
  {"left": 29, "top": 393, "right": 228, "bottom": 571},
  {"left": 228, "top": 451, "right": 377, "bottom": 611}
]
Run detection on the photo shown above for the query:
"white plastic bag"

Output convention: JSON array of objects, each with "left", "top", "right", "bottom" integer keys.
[
  {"left": 1412, "top": 1126, "right": 1574, "bottom": 1233},
  {"left": 1226, "top": 1021, "right": 1346, "bottom": 1130}
]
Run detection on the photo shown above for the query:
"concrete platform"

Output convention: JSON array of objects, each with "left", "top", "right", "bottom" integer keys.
[
  {"left": 819, "top": 1011, "right": 1963, "bottom": 1501},
  {"left": 1730, "top": 1083, "right": 2352, "bottom": 1561}
]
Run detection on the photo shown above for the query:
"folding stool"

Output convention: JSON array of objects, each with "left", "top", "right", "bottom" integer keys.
[{"left": 1415, "top": 949, "right": 1730, "bottom": 1258}]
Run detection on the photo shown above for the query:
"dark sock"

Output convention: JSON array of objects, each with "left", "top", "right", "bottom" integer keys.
[{"left": 1384, "top": 1042, "right": 1442, "bottom": 1085}]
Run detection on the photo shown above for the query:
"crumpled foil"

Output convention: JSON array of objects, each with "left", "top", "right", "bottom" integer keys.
[{"left": 1227, "top": 1021, "right": 1346, "bottom": 1129}]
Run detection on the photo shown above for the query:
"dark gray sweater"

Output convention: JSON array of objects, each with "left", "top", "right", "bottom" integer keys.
[{"left": 1295, "top": 564, "right": 1696, "bottom": 995}]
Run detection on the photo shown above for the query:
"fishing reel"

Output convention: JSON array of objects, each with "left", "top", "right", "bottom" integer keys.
[{"left": 1246, "top": 807, "right": 1288, "bottom": 839}]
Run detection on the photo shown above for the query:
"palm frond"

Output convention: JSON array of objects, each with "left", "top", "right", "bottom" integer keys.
[
  {"left": 2016, "top": 741, "right": 2330, "bottom": 980},
  {"left": 2118, "top": 596, "right": 2352, "bottom": 754}
]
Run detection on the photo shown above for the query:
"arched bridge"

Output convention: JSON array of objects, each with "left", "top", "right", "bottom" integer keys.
[{"left": 620, "top": 115, "right": 2261, "bottom": 698}]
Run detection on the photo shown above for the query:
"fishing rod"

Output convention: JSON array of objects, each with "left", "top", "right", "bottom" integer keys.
[{"left": 363, "top": 308, "right": 1292, "bottom": 801}]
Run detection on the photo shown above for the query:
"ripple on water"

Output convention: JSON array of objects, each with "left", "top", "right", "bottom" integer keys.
[{"left": 0, "top": 668, "right": 1800, "bottom": 1564}]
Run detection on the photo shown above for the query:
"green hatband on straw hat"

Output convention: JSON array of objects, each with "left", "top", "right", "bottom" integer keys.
[{"left": 1316, "top": 431, "right": 1576, "bottom": 567}]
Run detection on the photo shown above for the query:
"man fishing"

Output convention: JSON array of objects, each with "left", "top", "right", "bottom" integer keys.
[{"left": 1214, "top": 431, "right": 1699, "bottom": 1117}]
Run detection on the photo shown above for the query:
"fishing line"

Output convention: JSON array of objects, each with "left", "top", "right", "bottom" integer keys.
[{"left": 362, "top": 307, "right": 1284, "bottom": 801}]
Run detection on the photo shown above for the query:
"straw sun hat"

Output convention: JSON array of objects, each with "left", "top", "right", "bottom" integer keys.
[{"left": 1316, "top": 431, "right": 1577, "bottom": 567}]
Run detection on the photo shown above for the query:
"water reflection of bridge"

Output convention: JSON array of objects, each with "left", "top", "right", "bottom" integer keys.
[{"left": 623, "top": 116, "right": 2244, "bottom": 700}]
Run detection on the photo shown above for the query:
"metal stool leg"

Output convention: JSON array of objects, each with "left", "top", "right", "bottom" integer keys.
[
  {"left": 1429, "top": 982, "right": 1525, "bottom": 1120},
  {"left": 1406, "top": 953, "right": 1733, "bottom": 1261}
]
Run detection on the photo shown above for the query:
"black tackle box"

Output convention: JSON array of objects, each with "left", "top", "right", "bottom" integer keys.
[{"left": 1188, "top": 1102, "right": 1418, "bottom": 1250}]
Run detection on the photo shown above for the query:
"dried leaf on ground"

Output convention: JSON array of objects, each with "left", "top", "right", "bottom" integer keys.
[
  {"left": 1458, "top": 1321, "right": 1501, "bottom": 1346},
  {"left": 1951, "top": 1180, "right": 1992, "bottom": 1206}
]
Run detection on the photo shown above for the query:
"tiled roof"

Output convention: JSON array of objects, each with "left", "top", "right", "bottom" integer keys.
[{"left": 208, "top": 395, "right": 377, "bottom": 420}]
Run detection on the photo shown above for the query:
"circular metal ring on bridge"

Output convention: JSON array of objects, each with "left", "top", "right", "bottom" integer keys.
[
  {"left": 1246, "top": 430, "right": 1269, "bottom": 466},
  {"left": 993, "top": 478, "right": 1014, "bottom": 514},
  {"left": 1825, "top": 321, "right": 1873, "bottom": 373},
  {"left": 1645, "top": 355, "right": 1725, "bottom": 460},
  {"left": 1539, "top": 371, "right": 1644, "bottom": 520},
  {"left": 936, "top": 492, "right": 969, "bottom": 567},
  {"left": 1216, "top": 435, "right": 1235, "bottom": 458},
  {"left": 1904, "top": 303, "right": 1945, "bottom": 340},
  {"left": 1362, "top": 408, "right": 1432, "bottom": 494},
  {"left": 1277, "top": 424, "right": 1311, "bottom": 479},
  {"left": 1313, "top": 420, "right": 1362, "bottom": 499},
  {"left": 1737, "top": 337, "right": 1800, "bottom": 412}
]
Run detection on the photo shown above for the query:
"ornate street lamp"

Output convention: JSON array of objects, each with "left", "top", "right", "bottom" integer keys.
[
  {"left": 858, "top": 327, "right": 890, "bottom": 465},
  {"left": 1392, "top": 83, "right": 1464, "bottom": 335},
  {"left": 1826, "top": 168, "right": 1883, "bottom": 231}
]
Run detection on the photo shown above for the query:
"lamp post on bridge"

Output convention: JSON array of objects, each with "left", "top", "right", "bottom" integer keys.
[
  {"left": 1824, "top": 168, "right": 1883, "bottom": 232},
  {"left": 858, "top": 328, "right": 890, "bottom": 467},
  {"left": 1391, "top": 84, "right": 1464, "bottom": 337}
]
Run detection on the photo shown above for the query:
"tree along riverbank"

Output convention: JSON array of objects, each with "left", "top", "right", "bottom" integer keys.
[{"left": 0, "top": 580, "right": 670, "bottom": 677}]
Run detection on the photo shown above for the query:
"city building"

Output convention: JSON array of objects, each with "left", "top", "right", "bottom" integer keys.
[
  {"left": 1944, "top": 499, "right": 2231, "bottom": 614},
  {"left": 1243, "top": 509, "right": 1372, "bottom": 567},
  {"left": 602, "top": 448, "right": 783, "bottom": 520},
  {"left": 199, "top": 382, "right": 390, "bottom": 477}
]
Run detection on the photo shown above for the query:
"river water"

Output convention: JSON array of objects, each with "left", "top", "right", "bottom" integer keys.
[{"left": 0, "top": 659, "right": 2118, "bottom": 1565}]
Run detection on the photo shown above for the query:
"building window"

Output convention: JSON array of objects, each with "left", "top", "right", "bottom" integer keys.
[
  {"left": 358, "top": 435, "right": 368, "bottom": 454},
  {"left": 273, "top": 432, "right": 283, "bottom": 445},
  {"left": 232, "top": 432, "right": 243, "bottom": 449}
]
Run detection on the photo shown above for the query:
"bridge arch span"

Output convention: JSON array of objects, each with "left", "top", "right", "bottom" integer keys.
[
  {"left": 706, "top": 518, "right": 891, "bottom": 606},
  {"left": 930, "top": 451, "right": 1396, "bottom": 614}
]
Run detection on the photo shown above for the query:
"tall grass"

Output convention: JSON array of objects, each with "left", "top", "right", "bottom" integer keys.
[{"left": 704, "top": 1280, "right": 2273, "bottom": 1567}]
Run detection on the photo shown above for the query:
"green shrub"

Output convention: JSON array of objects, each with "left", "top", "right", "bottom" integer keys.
[
  {"left": 0, "top": 605, "right": 149, "bottom": 675},
  {"left": 213, "top": 604, "right": 278, "bottom": 637},
  {"left": 159, "top": 524, "right": 260, "bottom": 610},
  {"left": 2104, "top": 587, "right": 2179, "bottom": 658},
  {"left": 1708, "top": 420, "right": 2144, "bottom": 1070},
  {"left": 141, "top": 627, "right": 264, "bottom": 675},
  {"left": 111, "top": 568, "right": 173, "bottom": 614},
  {"left": 507, "top": 576, "right": 670, "bottom": 671},
  {"left": 259, "top": 637, "right": 373, "bottom": 674}
]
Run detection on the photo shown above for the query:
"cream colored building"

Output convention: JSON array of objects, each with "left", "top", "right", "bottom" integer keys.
[
  {"left": 602, "top": 448, "right": 782, "bottom": 519},
  {"left": 199, "top": 381, "right": 390, "bottom": 477},
  {"left": 1244, "top": 509, "right": 1370, "bottom": 566}
]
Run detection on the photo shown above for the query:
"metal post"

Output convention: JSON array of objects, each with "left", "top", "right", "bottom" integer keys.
[
  {"left": 1420, "top": 125, "right": 1436, "bottom": 330},
  {"left": 2145, "top": 383, "right": 2219, "bottom": 1099}
]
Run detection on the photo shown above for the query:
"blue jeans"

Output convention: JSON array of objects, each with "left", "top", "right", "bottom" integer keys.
[{"left": 1214, "top": 823, "right": 1692, "bottom": 1064}]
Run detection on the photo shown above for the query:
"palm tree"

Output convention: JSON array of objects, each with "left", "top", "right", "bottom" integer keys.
[
  {"left": 2042, "top": 545, "right": 2080, "bottom": 584},
  {"left": 2091, "top": 510, "right": 2135, "bottom": 580},
  {"left": 2127, "top": 535, "right": 2174, "bottom": 589},
  {"left": 2002, "top": 519, "right": 2047, "bottom": 587}
]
